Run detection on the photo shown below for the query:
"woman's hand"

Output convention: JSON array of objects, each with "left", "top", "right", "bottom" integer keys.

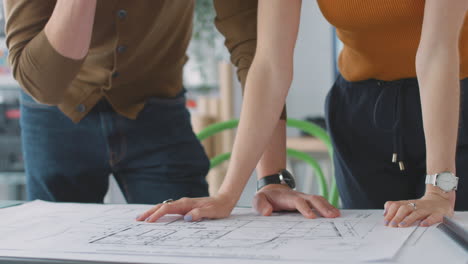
[
  {"left": 136, "top": 194, "right": 237, "bottom": 223},
  {"left": 254, "top": 185, "right": 340, "bottom": 219},
  {"left": 383, "top": 191, "right": 454, "bottom": 228}
]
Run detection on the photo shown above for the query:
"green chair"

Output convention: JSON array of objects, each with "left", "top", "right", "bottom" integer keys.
[{"left": 196, "top": 118, "right": 339, "bottom": 207}]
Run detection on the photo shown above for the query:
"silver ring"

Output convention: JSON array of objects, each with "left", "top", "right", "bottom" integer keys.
[
  {"left": 408, "top": 202, "right": 417, "bottom": 210},
  {"left": 162, "top": 199, "right": 174, "bottom": 204}
]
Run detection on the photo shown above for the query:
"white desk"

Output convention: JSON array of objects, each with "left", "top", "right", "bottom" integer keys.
[
  {"left": 0, "top": 222, "right": 465, "bottom": 264},
  {"left": 0, "top": 202, "right": 466, "bottom": 264}
]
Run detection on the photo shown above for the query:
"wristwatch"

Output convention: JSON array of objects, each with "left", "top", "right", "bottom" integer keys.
[
  {"left": 425, "top": 171, "right": 459, "bottom": 192},
  {"left": 257, "top": 169, "right": 296, "bottom": 191}
]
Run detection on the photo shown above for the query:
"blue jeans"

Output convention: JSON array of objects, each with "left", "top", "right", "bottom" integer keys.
[
  {"left": 325, "top": 75, "right": 468, "bottom": 210},
  {"left": 20, "top": 90, "right": 209, "bottom": 204}
]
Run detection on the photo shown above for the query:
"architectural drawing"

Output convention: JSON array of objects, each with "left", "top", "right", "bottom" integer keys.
[
  {"left": 0, "top": 201, "right": 416, "bottom": 264},
  {"left": 88, "top": 211, "right": 375, "bottom": 250}
]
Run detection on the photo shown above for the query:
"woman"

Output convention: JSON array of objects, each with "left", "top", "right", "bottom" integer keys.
[{"left": 138, "top": 0, "right": 468, "bottom": 227}]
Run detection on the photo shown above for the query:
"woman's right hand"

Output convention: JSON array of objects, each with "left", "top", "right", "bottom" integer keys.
[{"left": 136, "top": 194, "right": 238, "bottom": 223}]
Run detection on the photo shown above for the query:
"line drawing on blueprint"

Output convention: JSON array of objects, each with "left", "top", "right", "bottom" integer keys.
[
  {"left": 85, "top": 211, "right": 378, "bottom": 250},
  {"left": 0, "top": 201, "right": 416, "bottom": 264}
]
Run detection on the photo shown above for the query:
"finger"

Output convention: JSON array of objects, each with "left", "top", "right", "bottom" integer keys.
[
  {"left": 186, "top": 206, "right": 229, "bottom": 222},
  {"left": 317, "top": 196, "right": 340, "bottom": 217},
  {"left": 384, "top": 201, "right": 402, "bottom": 226},
  {"left": 294, "top": 197, "right": 317, "bottom": 219},
  {"left": 383, "top": 200, "right": 392, "bottom": 216},
  {"left": 389, "top": 204, "right": 413, "bottom": 227},
  {"left": 312, "top": 195, "right": 340, "bottom": 217},
  {"left": 420, "top": 213, "right": 444, "bottom": 227},
  {"left": 253, "top": 192, "right": 273, "bottom": 216},
  {"left": 306, "top": 195, "right": 339, "bottom": 218},
  {"left": 146, "top": 200, "right": 193, "bottom": 223},
  {"left": 136, "top": 204, "right": 163, "bottom": 221},
  {"left": 398, "top": 209, "right": 427, "bottom": 227}
]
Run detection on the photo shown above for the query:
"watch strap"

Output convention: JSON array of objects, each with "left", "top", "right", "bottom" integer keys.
[
  {"left": 257, "top": 174, "right": 283, "bottom": 191},
  {"left": 257, "top": 169, "right": 296, "bottom": 191},
  {"left": 425, "top": 174, "right": 437, "bottom": 185}
]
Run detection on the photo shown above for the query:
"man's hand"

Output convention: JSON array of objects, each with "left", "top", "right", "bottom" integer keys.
[
  {"left": 136, "top": 194, "right": 237, "bottom": 223},
  {"left": 253, "top": 184, "right": 340, "bottom": 219},
  {"left": 384, "top": 191, "right": 455, "bottom": 228}
]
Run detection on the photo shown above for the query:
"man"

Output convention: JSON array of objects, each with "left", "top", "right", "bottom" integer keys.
[{"left": 4, "top": 0, "right": 245, "bottom": 203}]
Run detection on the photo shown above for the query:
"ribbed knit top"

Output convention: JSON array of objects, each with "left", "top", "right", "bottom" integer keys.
[{"left": 317, "top": 0, "right": 468, "bottom": 81}]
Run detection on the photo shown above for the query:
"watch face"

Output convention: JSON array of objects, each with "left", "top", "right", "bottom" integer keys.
[
  {"left": 436, "top": 172, "right": 456, "bottom": 192},
  {"left": 280, "top": 169, "right": 296, "bottom": 189}
]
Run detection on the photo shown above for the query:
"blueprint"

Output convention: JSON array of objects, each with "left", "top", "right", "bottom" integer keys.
[{"left": 0, "top": 200, "right": 416, "bottom": 264}]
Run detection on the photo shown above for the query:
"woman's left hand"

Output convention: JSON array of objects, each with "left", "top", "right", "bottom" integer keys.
[
  {"left": 383, "top": 192, "right": 455, "bottom": 228},
  {"left": 136, "top": 194, "right": 237, "bottom": 223}
]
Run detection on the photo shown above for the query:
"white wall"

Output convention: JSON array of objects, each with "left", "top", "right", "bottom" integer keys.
[{"left": 287, "top": 0, "right": 334, "bottom": 126}]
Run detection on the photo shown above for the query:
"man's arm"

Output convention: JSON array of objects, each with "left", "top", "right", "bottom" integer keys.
[
  {"left": 213, "top": 0, "right": 286, "bottom": 178},
  {"left": 4, "top": 0, "right": 96, "bottom": 105}
]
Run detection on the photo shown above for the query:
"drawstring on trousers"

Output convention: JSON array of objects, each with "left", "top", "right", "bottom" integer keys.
[{"left": 373, "top": 81, "right": 405, "bottom": 171}]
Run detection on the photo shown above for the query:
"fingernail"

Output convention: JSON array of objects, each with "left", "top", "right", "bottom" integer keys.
[
  {"left": 421, "top": 221, "right": 428, "bottom": 226},
  {"left": 383, "top": 209, "right": 387, "bottom": 216},
  {"left": 399, "top": 221, "right": 406, "bottom": 227},
  {"left": 184, "top": 214, "right": 192, "bottom": 222},
  {"left": 384, "top": 220, "right": 390, "bottom": 225},
  {"left": 391, "top": 221, "right": 398, "bottom": 227},
  {"left": 145, "top": 217, "right": 151, "bottom": 222}
]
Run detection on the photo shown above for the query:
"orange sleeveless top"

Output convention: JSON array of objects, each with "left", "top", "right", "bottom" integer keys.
[{"left": 317, "top": 0, "right": 468, "bottom": 81}]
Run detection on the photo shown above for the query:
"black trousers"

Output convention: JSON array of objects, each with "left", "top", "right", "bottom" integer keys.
[{"left": 325, "top": 75, "right": 468, "bottom": 210}]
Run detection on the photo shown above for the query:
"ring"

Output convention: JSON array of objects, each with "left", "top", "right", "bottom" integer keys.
[
  {"left": 162, "top": 199, "right": 174, "bottom": 204},
  {"left": 408, "top": 202, "right": 417, "bottom": 210}
]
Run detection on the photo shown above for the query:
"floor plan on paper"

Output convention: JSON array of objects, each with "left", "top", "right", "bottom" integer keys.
[{"left": 0, "top": 201, "right": 416, "bottom": 264}]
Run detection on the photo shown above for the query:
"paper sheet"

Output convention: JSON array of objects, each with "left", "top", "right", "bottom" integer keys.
[
  {"left": 0, "top": 200, "right": 416, "bottom": 264},
  {"left": 393, "top": 212, "right": 468, "bottom": 264}
]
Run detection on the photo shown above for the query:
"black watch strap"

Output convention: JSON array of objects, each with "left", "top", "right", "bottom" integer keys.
[{"left": 257, "top": 169, "right": 296, "bottom": 191}]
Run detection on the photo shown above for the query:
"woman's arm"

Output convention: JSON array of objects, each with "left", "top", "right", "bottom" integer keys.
[
  {"left": 212, "top": 0, "right": 287, "bottom": 184},
  {"left": 384, "top": 0, "right": 468, "bottom": 227},
  {"left": 255, "top": 120, "right": 287, "bottom": 180},
  {"left": 137, "top": 0, "right": 339, "bottom": 222},
  {"left": 417, "top": 0, "right": 466, "bottom": 200},
  {"left": 217, "top": 1, "right": 338, "bottom": 218},
  {"left": 215, "top": 0, "right": 301, "bottom": 202}
]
